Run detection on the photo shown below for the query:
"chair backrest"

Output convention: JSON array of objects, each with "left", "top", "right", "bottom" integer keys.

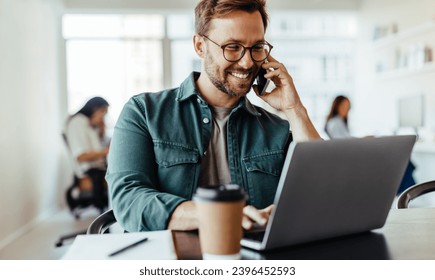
[
  {"left": 62, "top": 132, "right": 85, "bottom": 179},
  {"left": 87, "top": 209, "right": 117, "bottom": 234},
  {"left": 396, "top": 180, "right": 435, "bottom": 209}
]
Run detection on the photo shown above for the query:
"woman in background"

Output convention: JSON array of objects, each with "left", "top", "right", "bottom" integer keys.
[
  {"left": 325, "top": 95, "right": 352, "bottom": 139},
  {"left": 64, "top": 96, "right": 110, "bottom": 208}
]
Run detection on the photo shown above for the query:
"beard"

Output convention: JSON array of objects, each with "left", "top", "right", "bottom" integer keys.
[{"left": 204, "top": 52, "right": 258, "bottom": 97}]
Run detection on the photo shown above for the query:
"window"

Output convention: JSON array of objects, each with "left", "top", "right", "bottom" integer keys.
[
  {"left": 255, "top": 12, "right": 358, "bottom": 134},
  {"left": 167, "top": 14, "right": 201, "bottom": 86},
  {"left": 63, "top": 14, "right": 164, "bottom": 129}
]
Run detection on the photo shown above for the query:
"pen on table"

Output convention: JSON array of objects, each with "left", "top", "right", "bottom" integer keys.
[{"left": 108, "top": 237, "right": 148, "bottom": 257}]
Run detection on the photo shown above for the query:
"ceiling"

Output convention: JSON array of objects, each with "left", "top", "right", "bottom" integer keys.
[{"left": 63, "top": 0, "right": 363, "bottom": 12}]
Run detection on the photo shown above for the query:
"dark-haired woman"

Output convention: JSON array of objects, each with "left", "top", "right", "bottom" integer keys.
[
  {"left": 325, "top": 95, "right": 352, "bottom": 139},
  {"left": 65, "top": 97, "right": 110, "bottom": 208}
]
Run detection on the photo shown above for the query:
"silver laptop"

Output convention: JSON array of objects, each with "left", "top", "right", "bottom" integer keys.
[{"left": 241, "top": 135, "right": 416, "bottom": 251}]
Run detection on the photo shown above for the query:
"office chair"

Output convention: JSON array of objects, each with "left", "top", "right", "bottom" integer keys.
[
  {"left": 396, "top": 180, "right": 435, "bottom": 209},
  {"left": 87, "top": 209, "right": 117, "bottom": 234},
  {"left": 62, "top": 133, "right": 108, "bottom": 218}
]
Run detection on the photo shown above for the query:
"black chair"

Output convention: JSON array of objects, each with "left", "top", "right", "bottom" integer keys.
[
  {"left": 87, "top": 209, "right": 117, "bottom": 234},
  {"left": 396, "top": 180, "right": 435, "bottom": 209},
  {"left": 62, "top": 133, "right": 108, "bottom": 218}
]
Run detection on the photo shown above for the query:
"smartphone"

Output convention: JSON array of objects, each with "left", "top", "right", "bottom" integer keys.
[{"left": 256, "top": 67, "right": 270, "bottom": 96}]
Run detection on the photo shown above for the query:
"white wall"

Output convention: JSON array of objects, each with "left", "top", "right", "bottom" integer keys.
[
  {"left": 0, "top": 0, "right": 70, "bottom": 249},
  {"left": 353, "top": 0, "right": 435, "bottom": 137}
]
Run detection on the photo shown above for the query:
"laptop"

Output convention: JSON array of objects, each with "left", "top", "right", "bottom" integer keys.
[{"left": 241, "top": 135, "right": 416, "bottom": 251}]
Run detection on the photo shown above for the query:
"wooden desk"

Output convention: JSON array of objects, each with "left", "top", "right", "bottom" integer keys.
[{"left": 173, "top": 208, "right": 435, "bottom": 260}]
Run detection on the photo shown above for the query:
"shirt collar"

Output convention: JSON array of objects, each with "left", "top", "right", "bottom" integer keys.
[{"left": 176, "top": 71, "right": 262, "bottom": 117}]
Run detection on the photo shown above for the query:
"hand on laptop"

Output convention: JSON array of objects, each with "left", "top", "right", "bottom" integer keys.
[{"left": 242, "top": 204, "right": 274, "bottom": 230}]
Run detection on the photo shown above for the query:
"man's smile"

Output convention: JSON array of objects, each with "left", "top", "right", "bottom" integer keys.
[{"left": 228, "top": 71, "right": 250, "bottom": 79}]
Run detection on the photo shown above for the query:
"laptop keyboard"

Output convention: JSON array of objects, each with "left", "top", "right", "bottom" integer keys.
[{"left": 243, "top": 230, "right": 265, "bottom": 242}]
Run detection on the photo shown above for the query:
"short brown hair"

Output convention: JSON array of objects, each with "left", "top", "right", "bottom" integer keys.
[{"left": 195, "top": 0, "right": 269, "bottom": 35}]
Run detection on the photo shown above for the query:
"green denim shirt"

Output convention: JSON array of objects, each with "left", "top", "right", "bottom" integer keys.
[{"left": 107, "top": 72, "right": 292, "bottom": 232}]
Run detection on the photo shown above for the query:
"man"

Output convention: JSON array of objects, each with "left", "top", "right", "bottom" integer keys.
[{"left": 106, "top": 0, "right": 321, "bottom": 232}]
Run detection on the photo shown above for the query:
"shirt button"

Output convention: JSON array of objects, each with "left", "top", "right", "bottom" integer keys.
[
  {"left": 202, "top": 117, "right": 210, "bottom": 124},
  {"left": 197, "top": 98, "right": 201, "bottom": 104}
]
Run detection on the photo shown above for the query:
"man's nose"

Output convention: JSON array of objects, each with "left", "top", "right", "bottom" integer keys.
[{"left": 237, "top": 50, "right": 255, "bottom": 69}]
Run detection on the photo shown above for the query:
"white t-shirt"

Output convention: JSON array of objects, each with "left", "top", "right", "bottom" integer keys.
[{"left": 65, "top": 114, "right": 106, "bottom": 178}]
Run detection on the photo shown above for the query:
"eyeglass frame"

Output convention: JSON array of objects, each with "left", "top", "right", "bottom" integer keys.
[{"left": 201, "top": 34, "right": 273, "bottom": 63}]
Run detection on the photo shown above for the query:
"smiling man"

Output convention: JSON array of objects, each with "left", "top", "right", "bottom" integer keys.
[{"left": 107, "top": 0, "right": 321, "bottom": 232}]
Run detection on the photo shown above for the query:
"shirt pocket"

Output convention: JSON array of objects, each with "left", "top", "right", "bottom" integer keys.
[
  {"left": 243, "top": 150, "right": 285, "bottom": 208},
  {"left": 154, "top": 140, "right": 200, "bottom": 198}
]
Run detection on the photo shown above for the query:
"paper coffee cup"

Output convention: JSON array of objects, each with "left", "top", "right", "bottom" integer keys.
[{"left": 193, "top": 184, "right": 246, "bottom": 260}]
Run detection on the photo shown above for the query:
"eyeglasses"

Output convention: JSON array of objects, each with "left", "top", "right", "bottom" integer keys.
[{"left": 202, "top": 35, "right": 273, "bottom": 62}]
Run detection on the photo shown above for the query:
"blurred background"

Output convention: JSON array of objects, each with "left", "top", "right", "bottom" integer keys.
[{"left": 1, "top": 0, "right": 434, "bottom": 258}]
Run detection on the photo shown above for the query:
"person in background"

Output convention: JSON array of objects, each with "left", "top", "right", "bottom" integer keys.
[
  {"left": 64, "top": 96, "right": 110, "bottom": 209},
  {"left": 107, "top": 0, "right": 321, "bottom": 232},
  {"left": 325, "top": 95, "right": 415, "bottom": 193},
  {"left": 324, "top": 95, "right": 352, "bottom": 139}
]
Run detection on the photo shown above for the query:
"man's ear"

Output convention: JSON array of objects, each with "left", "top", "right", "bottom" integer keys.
[{"left": 193, "top": 34, "right": 205, "bottom": 58}]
